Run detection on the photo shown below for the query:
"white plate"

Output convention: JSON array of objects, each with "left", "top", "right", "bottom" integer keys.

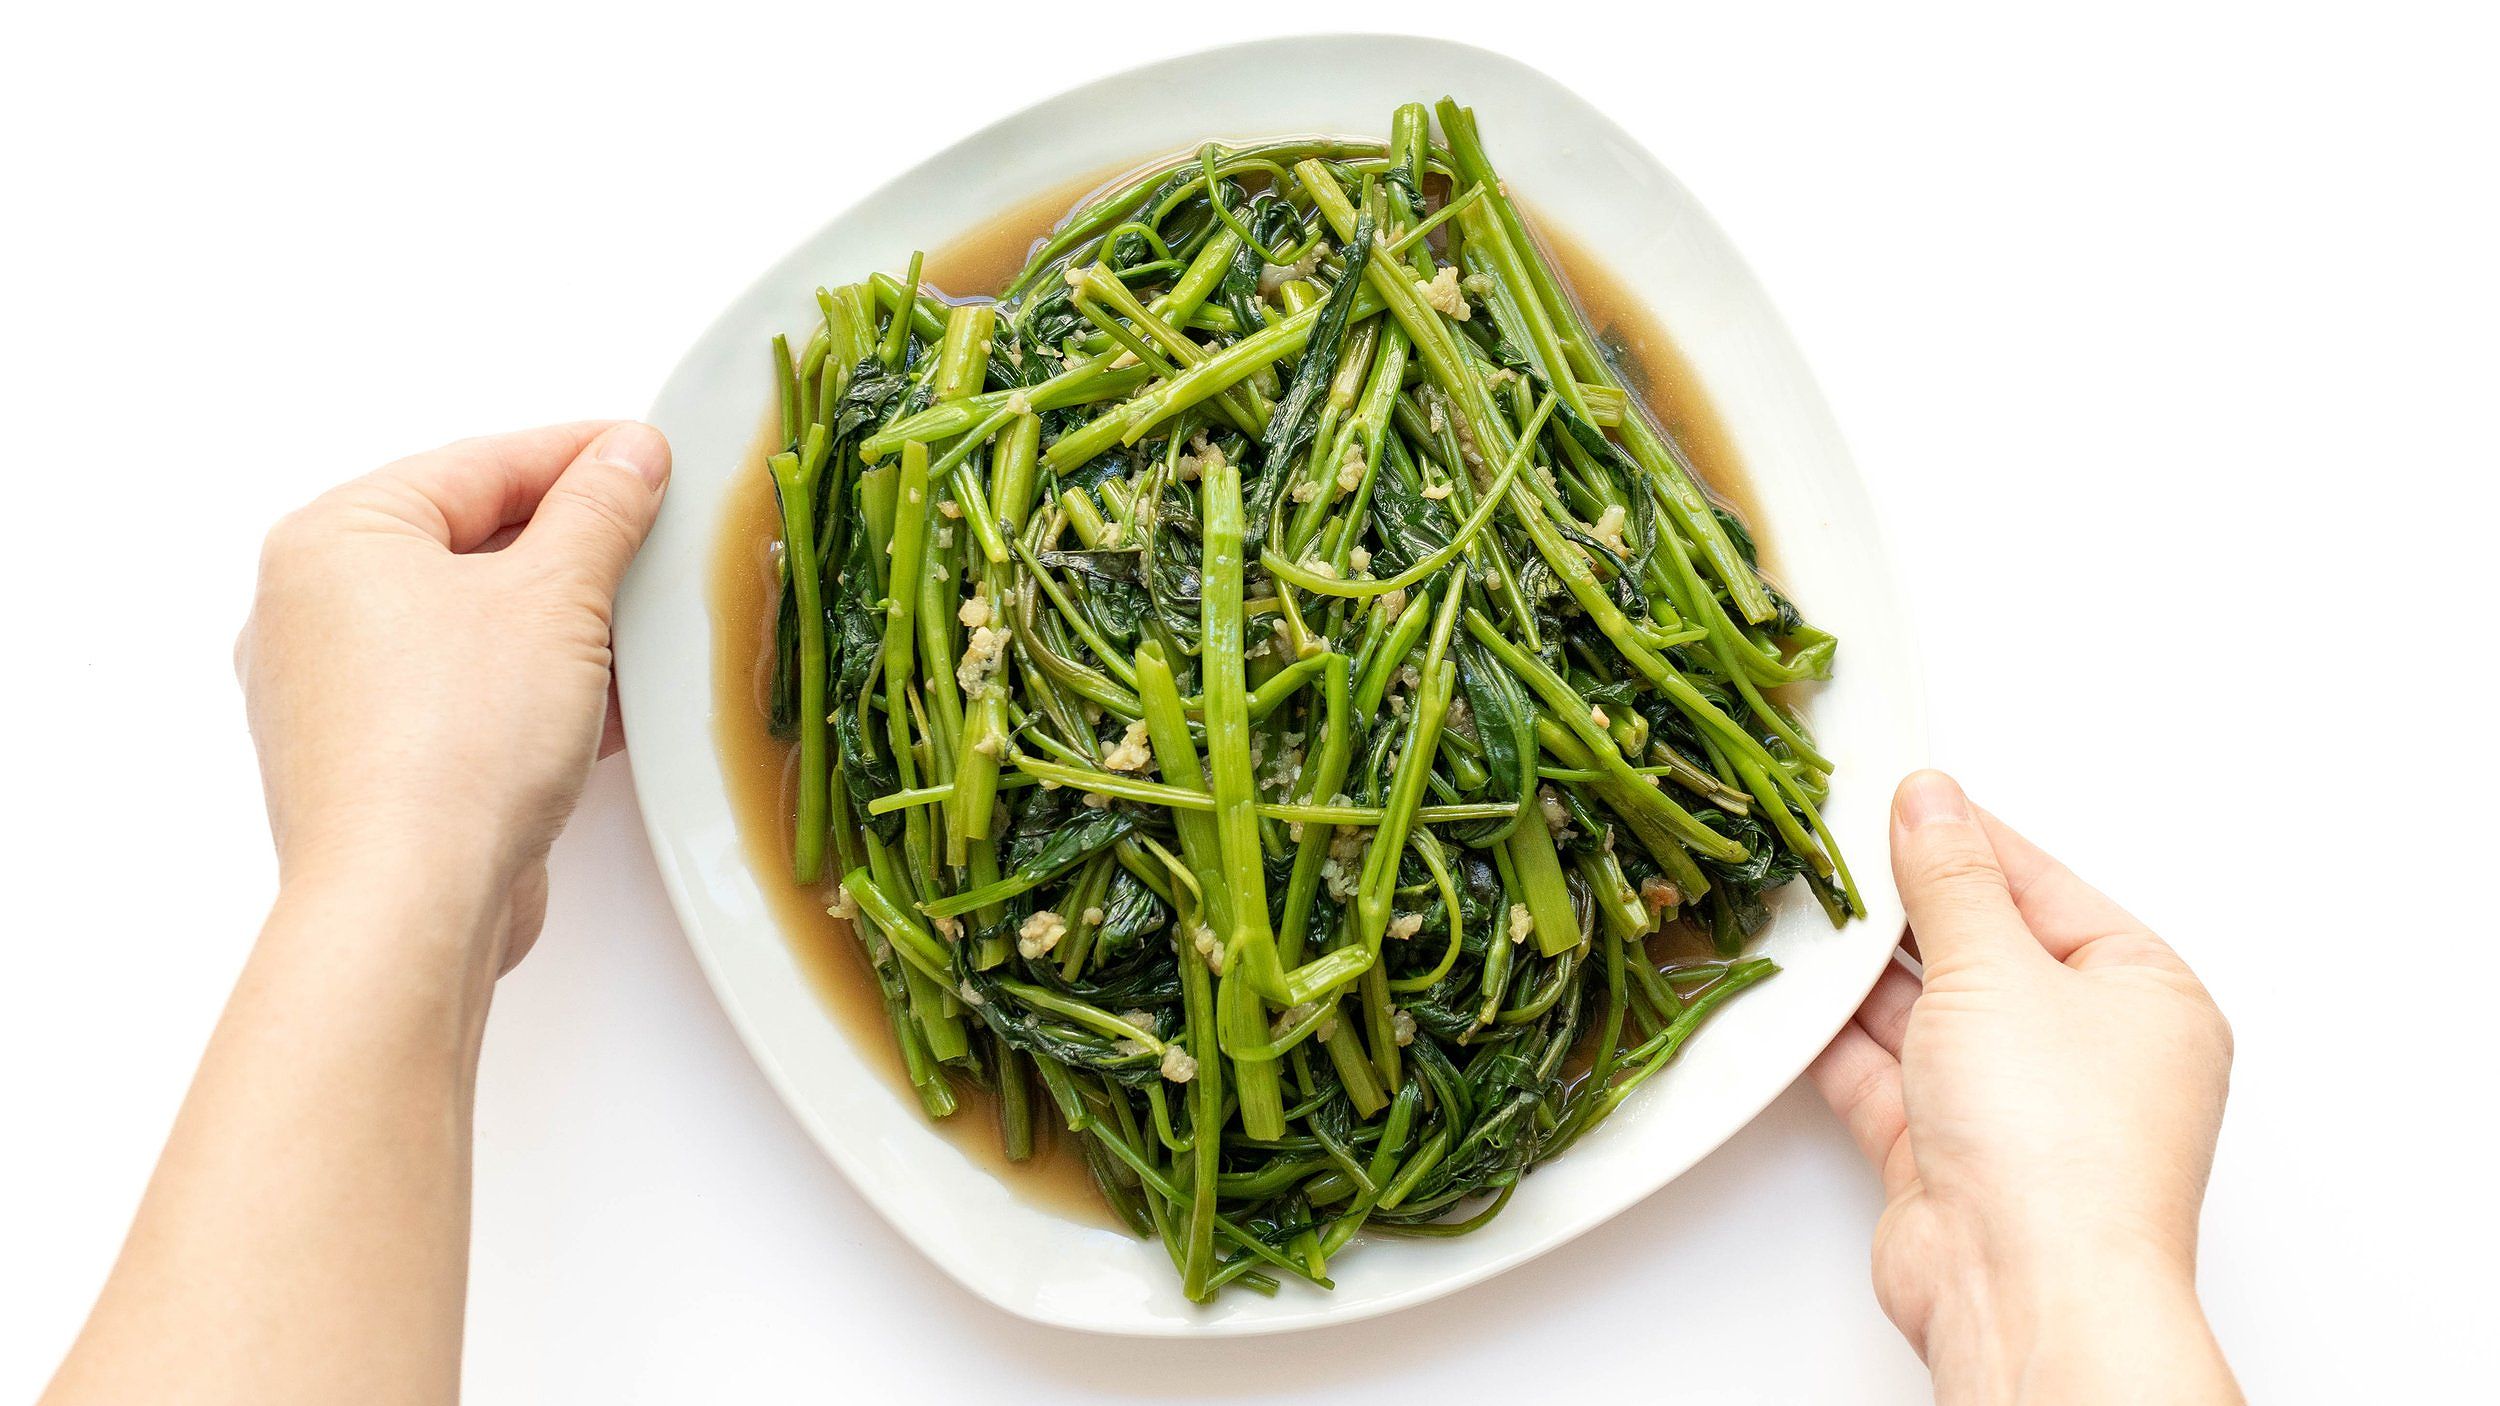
[{"left": 616, "top": 33, "right": 1924, "bottom": 1337}]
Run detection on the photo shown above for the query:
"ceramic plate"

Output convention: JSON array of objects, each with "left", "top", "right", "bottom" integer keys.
[{"left": 615, "top": 33, "right": 1923, "bottom": 1336}]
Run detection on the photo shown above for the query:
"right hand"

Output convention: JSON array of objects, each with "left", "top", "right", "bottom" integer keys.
[{"left": 1809, "top": 770, "right": 2238, "bottom": 1402}]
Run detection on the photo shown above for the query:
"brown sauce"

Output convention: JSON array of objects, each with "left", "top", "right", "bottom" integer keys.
[
  {"left": 1525, "top": 213, "right": 1778, "bottom": 571},
  {"left": 709, "top": 155, "right": 1775, "bottom": 1222},
  {"left": 1555, "top": 918, "right": 1732, "bottom": 1093},
  {"left": 917, "top": 157, "right": 1148, "bottom": 299},
  {"left": 711, "top": 412, "right": 1105, "bottom": 1226}
]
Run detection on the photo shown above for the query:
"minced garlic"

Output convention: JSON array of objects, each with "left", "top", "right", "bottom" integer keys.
[
  {"left": 1590, "top": 502, "right": 1628, "bottom": 556},
  {"left": 1176, "top": 430, "right": 1224, "bottom": 483},
  {"left": 957, "top": 624, "right": 1010, "bottom": 695},
  {"left": 1256, "top": 240, "right": 1328, "bottom": 297},
  {"left": 1274, "top": 1001, "right": 1320, "bottom": 1038},
  {"left": 1538, "top": 786, "right": 1573, "bottom": 838},
  {"left": 1188, "top": 921, "right": 1224, "bottom": 972},
  {"left": 1101, "top": 718, "right": 1154, "bottom": 772},
  {"left": 1017, "top": 909, "right": 1068, "bottom": 959},
  {"left": 1641, "top": 877, "right": 1682, "bottom": 914}
]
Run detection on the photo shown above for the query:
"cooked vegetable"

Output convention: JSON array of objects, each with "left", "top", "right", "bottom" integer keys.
[{"left": 760, "top": 98, "right": 1858, "bottom": 1299}]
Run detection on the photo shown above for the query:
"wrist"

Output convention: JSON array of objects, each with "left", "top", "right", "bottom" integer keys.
[
  {"left": 261, "top": 843, "right": 515, "bottom": 1045},
  {"left": 273, "top": 797, "right": 526, "bottom": 909},
  {"left": 1928, "top": 1236, "right": 2234, "bottom": 1405}
]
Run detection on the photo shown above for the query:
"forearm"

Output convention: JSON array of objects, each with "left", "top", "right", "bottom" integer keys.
[
  {"left": 1927, "top": 1245, "right": 2241, "bottom": 1406},
  {"left": 45, "top": 861, "right": 505, "bottom": 1406}
]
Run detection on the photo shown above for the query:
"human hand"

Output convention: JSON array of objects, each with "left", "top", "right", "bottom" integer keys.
[
  {"left": 1810, "top": 770, "right": 2238, "bottom": 1403},
  {"left": 234, "top": 421, "right": 671, "bottom": 973}
]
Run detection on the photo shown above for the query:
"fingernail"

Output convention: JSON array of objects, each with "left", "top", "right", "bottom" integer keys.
[
  {"left": 1895, "top": 770, "right": 1972, "bottom": 830},
  {"left": 596, "top": 421, "right": 672, "bottom": 489}
]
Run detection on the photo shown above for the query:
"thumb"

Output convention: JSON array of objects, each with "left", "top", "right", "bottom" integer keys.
[
  {"left": 1890, "top": 770, "right": 2039, "bottom": 974},
  {"left": 518, "top": 420, "right": 671, "bottom": 597}
]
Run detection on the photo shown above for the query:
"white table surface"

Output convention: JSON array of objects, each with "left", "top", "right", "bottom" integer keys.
[{"left": 4, "top": 4, "right": 2492, "bottom": 1401}]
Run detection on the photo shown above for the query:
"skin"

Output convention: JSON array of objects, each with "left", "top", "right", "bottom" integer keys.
[
  {"left": 42, "top": 424, "right": 2233, "bottom": 1403},
  {"left": 1809, "top": 770, "right": 2240, "bottom": 1403},
  {"left": 43, "top": 421, "right": 669, "bottom": 1406}
]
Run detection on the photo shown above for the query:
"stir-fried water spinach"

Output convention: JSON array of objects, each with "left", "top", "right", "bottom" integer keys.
[{"left": 758, "top": 99, "right": 1859, "bottom": 1300}]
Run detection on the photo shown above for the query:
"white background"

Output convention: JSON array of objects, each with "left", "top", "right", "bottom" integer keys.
[{"left": 4, "top": 3, "right": 2494, "bottom": 1401}]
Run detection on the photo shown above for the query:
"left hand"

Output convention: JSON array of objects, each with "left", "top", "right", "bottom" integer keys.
[{"left": 233, "top": 420, "right": 672, "bottom": 972}]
